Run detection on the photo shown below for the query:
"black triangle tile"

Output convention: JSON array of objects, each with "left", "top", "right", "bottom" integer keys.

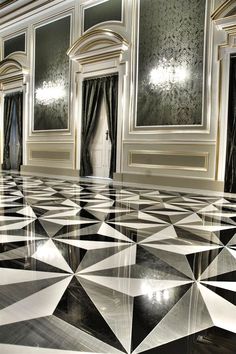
[
  {"left": 0, "top": 276, "right": 67, "bottom": 310},
  {"left": 53, "top": 240, "right": 87, "bottom": 273},
  {"left": 136, "top": 245, "right": 191, "bottom": 280},
  {"left": 54, "top": 277, "right": 125, "bottom": 352},
  {"left": 137, "top": 327, "right": 236, "bottom": 354},
  {"left": 186, "top": 248, "right": 222, "bottom": 279},
  {"left": 203, "top": 270, "right": 236, "bottom": 282},
  {"left": 203, "top": 284, "right": 236, "bottom": 306},
  {"left": 214, "top": 229, "right": 236, "bottom": 245},
  {"left": 131, "top": 283, "right": 192, "bottom": 351}
]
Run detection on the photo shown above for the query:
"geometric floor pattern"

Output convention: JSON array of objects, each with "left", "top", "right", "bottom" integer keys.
[{"left": 0, "top": 172, "right": 236, "bottom": 354}]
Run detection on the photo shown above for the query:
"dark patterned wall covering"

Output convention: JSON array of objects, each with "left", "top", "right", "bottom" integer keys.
[
  {"left": 34, "top": 16, "right": 70, "bottom": 131},
  {"left": 4, "top": 33, "right": 25, "bottom": 57},
  {"left": 84, "top": 0, "right": 122, "bottom": 32},
  {"left": 137, "top": 0, "right": 206, "bottom": 126}
]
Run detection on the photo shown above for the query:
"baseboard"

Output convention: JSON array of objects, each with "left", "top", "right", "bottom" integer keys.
[
  {"left": 113, "top": 173, "right": 224, "bottom": 192},
  {"left": 21, "top": 165, "right": 80, "bottom": 178}
]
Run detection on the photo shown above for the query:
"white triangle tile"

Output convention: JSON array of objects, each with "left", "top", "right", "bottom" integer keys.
[
  {"left": 180, "top": 225, "right": 236, "bottom": 232},
  {"left": 175, "top": 213, "right": 202, "bottom": 225},
  {"left": 108, "top": 221, "right": 166, "bottom": 229},
  {"left": 0, "top": 245, "right": 33, "bottom": 261},
  {"left": 214, "top": 198, "right": 231, "bottom": 205},
  {"left": 42, "top": 209, "right": 81, "bottom": 218},
  {"left": 86, "top": 206, "right": 130, "bottom": 213},
  {"left": 0, "top": 268, "right": 67, "bottom": 285},
  {"left": 0, "top": 344, "right": 115, "bottom": 354},
  {"left": 77, "top": 245, "right": 137, "bottom": 274},
  {"left": 79, "top": 276, "right": 133, "bottom": 353},
  {"left": 198, "top": 283, "right": 236, "bottom": 333},
  {"left": 198, "top": 205, "right": 219, "bottom": 213},
  {"left": 0, "top": 219, "right": 33, "bottom": 231},
  {"left": 17, "top": 206, "right": 37, "bottom": 218},
  {"left": 201, "top": 281, "right": 236, "bottom": 292},
  {"left": 78, "top": 275, "right": 193, "bottom": 297},
  {"left": 32, "top": 239, "right": 73, "bottom": 273},
  {"left": 0, "top": 234, "right": 46, "bottom": 243},
  {"left": 200, "top": 248, "right": 236, "bottom": 280},
  {"left": 85, "top": 201, "right": 114, "bottom": 208},
  {"left": 138, "top": 211, "right": 165, "bottom": 222},
  {"left": 61, "top": 199, "right": 80, "bottom": 207},
  {"left": 98, "top": 222, "right": 133, "bottom": 242},
  {"left": 41, "top": 218, "right": 99, "bottom": 226},
  {"left": 163, "top": 203, "right": 189, "bottom": 211},
  {"left": 143, "top": 244, "right": 222, "bottom": 255},
  {"left": 55, "top": 239, "right": 129, "bottom": 250},
  {"left": 0, "top": 276, "right": 72, "bottom": 326},
  {"left": 227, "top": 233, "right": 236, "bottom": 245},
  {"left": 227, "top": 247, "right": 236, "bottom": 259},
  {"left": 139, "top": 225, "right": 178, "bottom": 243}
]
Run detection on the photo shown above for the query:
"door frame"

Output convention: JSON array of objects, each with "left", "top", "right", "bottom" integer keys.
[
  {"left": 0, "top": 56, "right": 29, "bottom": 169},
  {"left": 67, "top": 29, "right": 129, "bottom": 177}
]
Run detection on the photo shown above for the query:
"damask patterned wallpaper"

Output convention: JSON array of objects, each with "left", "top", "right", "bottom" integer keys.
[
  {"left": 84, "top": 0, "right": 122, "bottom": 32},
  {"left": 34, "top": 16, "right": 70, "bottom": 131},
  {"left": 4, "top": 33, "right": 25, "bottom": 57},
  {"left": 137, "top": 0, "right": 206, "bottom": 126}
]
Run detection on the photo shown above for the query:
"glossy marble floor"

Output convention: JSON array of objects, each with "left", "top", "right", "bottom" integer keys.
[{"left": 0, "top": 172, "right": 235, "bottom": 354}]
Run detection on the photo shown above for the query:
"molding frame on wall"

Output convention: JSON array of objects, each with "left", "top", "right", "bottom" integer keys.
[
  {"left": 128, "top": 150, "right": 209, "bottom": 172},
  {"left": 1, "top": 28, "right": 27, "bottom": 60},
  {"left": 80, "top": 0, "right": 125, "bottom": 35},
  {"left": 128, "top": 0, "right": 214, "bottom": 136},
  {"left": 30, "top": 10, "right": 74, "bottom": 135},
  {"left": 114, "top": 172, "right": 224, "bottom": 192}
]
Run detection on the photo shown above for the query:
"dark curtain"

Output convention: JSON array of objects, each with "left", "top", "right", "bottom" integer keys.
[
  {"left": 15, "top": 92, "right": 23, "bottom": 170},
  {"left": 3, "top": 92, "right": 23, "bottom": 171},
  {"left": 103, "top": 75, "right": 118, "bottom": 178},
  {"left": 80, "top": 74, "right": 118, "bottom": 178},
  {"left": 80, "top": 78, "right": 103, "bottom": 176},
  {"left": 225, "top": 57, "right": 236, "bottom": 192}
]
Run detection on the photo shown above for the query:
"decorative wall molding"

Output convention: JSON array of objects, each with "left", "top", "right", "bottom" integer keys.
[
  {"left": 212, "top": 0, "right": 236, "bottom": 20},
  {"left": 0, "top": 53, "right": 28, "bottom": 88},
  {"left": 67, "top": 29, "right": 128, "bottom": 65}
]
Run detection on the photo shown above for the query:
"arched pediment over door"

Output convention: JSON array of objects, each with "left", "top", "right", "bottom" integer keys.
[
  {"left": 212, "top": 0, "right": 236, "bottom": 20},
  {"left": 0, "top": 52, "right": 28, "bottom": 90},
  {"left": 67, "top": 29, "right": 129, "bottom": 174},
  {"left": 0, "top": 53, "right": 29, "bottom": 168},
  {"left": 67, "top": 28, "right": 129, "bottom": 66}
]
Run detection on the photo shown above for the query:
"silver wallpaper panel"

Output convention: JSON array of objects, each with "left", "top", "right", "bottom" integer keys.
[
  {"left": 137, "top": 0, "right": 206, "bottom": 126},
  {"left": 34, "top": 16, "right": 70, "bottom": 131}
]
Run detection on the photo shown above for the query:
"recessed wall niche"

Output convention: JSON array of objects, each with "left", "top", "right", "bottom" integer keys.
[
  {"left": 136, "top": 0, "right": 206, "bottom": 126},
  {"left": 84, "top": 0, "right": 122, "bottom": 32},
  {"left": 34, "top": 16, "right": 70, "bottom": 131},
  {"left": 4, "top": 33, "right": 25, "bottom": 57}
]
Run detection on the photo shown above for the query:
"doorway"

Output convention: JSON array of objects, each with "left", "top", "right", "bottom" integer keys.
[
  {"left": 90, "top": 98, "right": 112, "bottom": 178},
  {"left": 2, "top": 92, "right": 23, "bottom": 171},
  {"left": 80, "top": 74, "right": 118, "bottom": 179}
]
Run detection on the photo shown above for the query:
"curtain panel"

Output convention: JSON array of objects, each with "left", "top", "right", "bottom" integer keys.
[
  {"left": 3, "top": 92, "right": 23, "bottom": 171},
  {"left": 80, "top": 74, "right": 118, "bottom": 178}
]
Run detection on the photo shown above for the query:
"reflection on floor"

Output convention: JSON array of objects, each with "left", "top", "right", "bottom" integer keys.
[{"left": 0, "top": 172, "right": 235, "bottom": 354}]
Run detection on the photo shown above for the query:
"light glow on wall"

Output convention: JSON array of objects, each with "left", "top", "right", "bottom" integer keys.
[
  {"left": 149, "top": 58, "right": 189, "bottom": 90},
  {"left": 36, "top": 80, "right": 66, "bottom": 105}
]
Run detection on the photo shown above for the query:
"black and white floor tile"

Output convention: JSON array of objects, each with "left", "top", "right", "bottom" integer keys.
[{"left": 0, "top": 172, "right": 236, "bottom": 354}]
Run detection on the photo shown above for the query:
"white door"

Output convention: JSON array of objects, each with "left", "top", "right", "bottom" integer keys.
[{"left": 90, "top": 98, "right": 112, "bottom": 178}]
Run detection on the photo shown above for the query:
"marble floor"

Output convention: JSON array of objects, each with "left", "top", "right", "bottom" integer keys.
[{"left": 0, "top": 172, "right": 235, "bottom": 354}]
